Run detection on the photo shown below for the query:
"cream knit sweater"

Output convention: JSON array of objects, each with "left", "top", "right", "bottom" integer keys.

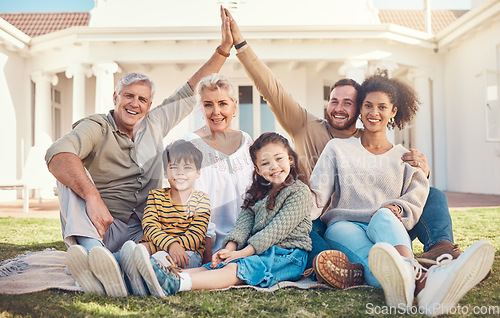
[{"left": 310, "top": 137, "right": 429, "bottom": 230}]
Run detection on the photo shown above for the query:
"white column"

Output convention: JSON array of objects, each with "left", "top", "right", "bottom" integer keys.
[
  {"left": 370, "top": 61, "right": 400, "bottom": 143},
  {"left": 409, "top": 69, "right": 434, "bottom": 184},
  {"left": 29, "top": 71, "right": 58, "bottom": 199},
  {"left": 66, "top": 64, "right": 91, "bottom": 123},
  {"left": 338, "top": 60, "right": 367, "bottom": 84},
  {"left": 31, "top": 71, "right": 58, "bottom": 148},
  {"left": 92, "top": 62, "right": 120, "bottom": 114}
]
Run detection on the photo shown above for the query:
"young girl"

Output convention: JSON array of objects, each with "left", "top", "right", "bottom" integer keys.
[
  {"left": 133, "top": 132, "right": 313, "bottom": 296},
  {"left": 310, "top": 70, "right": 494, "bottom": 316}
]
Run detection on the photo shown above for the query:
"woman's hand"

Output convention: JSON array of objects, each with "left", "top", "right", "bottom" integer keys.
[
  {"left": 379, "top": 205, "right": 403, "bottom": 222},
  {"left": 402, "top": 148, "right": 430, "bottom": 178},
  {"left": 220, "top": 5, "right": 233, "bottom": 53},
  {"left": 222, "top": 7, "right": 245, "bottom": 46}
]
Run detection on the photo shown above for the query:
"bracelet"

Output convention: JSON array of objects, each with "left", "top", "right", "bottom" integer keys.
[
  {"left": 235, "top": 40, "right": 247, "bottom": 50},
  {"left": 216, "top": 46, "right": 230, "bottom": 57}
]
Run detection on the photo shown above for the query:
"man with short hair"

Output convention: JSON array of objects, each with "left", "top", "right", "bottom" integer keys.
[{"left": 225, "top": 10, "right": 459, "bottom": 268}]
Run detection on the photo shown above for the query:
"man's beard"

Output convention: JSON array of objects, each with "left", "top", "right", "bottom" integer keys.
[{"left": 326, "top": 112, "right": 358, "bottom": 131}]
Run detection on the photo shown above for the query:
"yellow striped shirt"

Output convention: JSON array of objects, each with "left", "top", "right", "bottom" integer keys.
[{"left": 141, "top": 188, "right": 210, "bottom": 255}]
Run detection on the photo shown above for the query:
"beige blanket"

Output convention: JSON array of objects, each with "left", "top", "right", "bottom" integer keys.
[{"left": 0, "top": 250, "right": 369, "bottom": 295}]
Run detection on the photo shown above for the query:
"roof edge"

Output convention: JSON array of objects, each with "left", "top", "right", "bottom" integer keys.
[
  {"left": 436, "top": 0, "right": 500, "bottom": 47},
  {"left": 0, "top": 17, "right": 30, "bottom": 50}
]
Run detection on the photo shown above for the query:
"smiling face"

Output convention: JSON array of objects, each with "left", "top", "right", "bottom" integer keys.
[
  {"left": 112, "top": 82, "right": 152, "bottom": 138},
  {"left": 360, "top": 91, "right": 397, "bottom": 132},
  {"left": 325, "top": 85, "right": 359, "bottom": 131},
  {"left": 254, "top": 143, "right": 293, "bottom": 188},
  {"left": 201, "top": 88, "right": 237, "bottom": 133},
  {"left": 165, "top": 158, "right": 200, "bottom": 194}
]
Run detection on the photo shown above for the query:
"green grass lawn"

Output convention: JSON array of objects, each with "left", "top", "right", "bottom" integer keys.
[{"left": 0, "top": 208, "right": 499, "bottom": 317}]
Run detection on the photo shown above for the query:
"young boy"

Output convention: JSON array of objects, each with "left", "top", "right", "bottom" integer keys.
[{"left": 139, "top": 139, "right": 210, "bottom": 269}]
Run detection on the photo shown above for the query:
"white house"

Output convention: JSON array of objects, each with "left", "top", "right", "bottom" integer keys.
[{"left": 0, "top": 0, "right": 499, "bottom": 203}]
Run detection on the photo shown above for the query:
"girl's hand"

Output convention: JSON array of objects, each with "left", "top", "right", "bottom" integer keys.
[
  {"left": 222, "top": 7, "right": 245, "bottom": 46},
  {"left": 210, "top": 248, "right": 231, "bottom": 268},
  {"left": 379, "top": 205, "right": 403, "bottom": 222},
  {"left": 220, "top": 5, "right": 233, "bottom": 53}
]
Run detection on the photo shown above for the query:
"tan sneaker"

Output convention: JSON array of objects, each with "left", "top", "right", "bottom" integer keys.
[{"left": 313, "top": 250, "right": 364, "bottom": 289}]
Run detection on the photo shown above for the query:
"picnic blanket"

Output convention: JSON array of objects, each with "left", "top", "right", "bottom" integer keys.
[{"left": 0, "top": 249, "right": 370, "bottom": 295}]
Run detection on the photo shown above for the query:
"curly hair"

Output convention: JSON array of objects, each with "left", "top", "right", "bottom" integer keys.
[
  {"left": 242, "top": 132, "right": 309, "bottom": 210},
  {"left": 358, "top": 69, "right": 420, "bottom": 129}
]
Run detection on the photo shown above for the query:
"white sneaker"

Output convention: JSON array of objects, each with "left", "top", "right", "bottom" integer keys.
[
  {"left": 134, "top": 243, "right": 166, "bottom": 298},
  {"left": 369, "top": 243, "right": 424, "bottom": 311},
  {"left": 65, "top": 245, "right": 105, "bottom": 294},
  {"left": 88, "top": 246, "right": 128, "bottom": 297},
  {"left": 120, "top": 241, "right": 148, "bottom": 296},
  {"left": 417, "top": 241, "right": 495, "bottom": 317}
]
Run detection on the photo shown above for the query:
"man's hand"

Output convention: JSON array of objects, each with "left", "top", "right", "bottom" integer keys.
[
  {"left": 168, "top": 242, "right": 189, "bottom": 268},
  {"left": 402, "top": 148, "right": 430, "bottom": 178},
  {"left": 219, "top": 5, "right": 233, "bottom": 53},
  {"left": 223, "top": 7, "right": 245, "bottom": 46},
  {"left": 86, "top": 195, "right": 114, "bottom": 239}
]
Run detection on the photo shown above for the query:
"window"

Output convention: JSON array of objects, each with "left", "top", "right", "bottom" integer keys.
[
  {"left": 483, "top": 70, "right": 500, "bottom": 141},
  {"left": 238, "top": 86, "right": 253, "bottom": 137},
  {"left": 238, "top": 86, "right": 276, "bottom": 139},
  {"left": 323, "top": 85, "right": 331, "bottom": 119}
]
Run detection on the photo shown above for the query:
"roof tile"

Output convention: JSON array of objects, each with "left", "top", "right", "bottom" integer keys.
[{"left": 0, "top": 12, "right": 90, "bottom": 37}]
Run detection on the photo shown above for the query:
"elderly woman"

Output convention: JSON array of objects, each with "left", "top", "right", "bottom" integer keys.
[{"left": 184, "top": 73, "right": 253, "bottom": 262}]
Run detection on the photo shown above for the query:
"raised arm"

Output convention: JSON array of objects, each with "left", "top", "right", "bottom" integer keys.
[
  {"left": 187, "top": 6, "right": 233, "bottom": 90},
  {"left": 223, "top": 8, "right": 312, "bottom": 137}
]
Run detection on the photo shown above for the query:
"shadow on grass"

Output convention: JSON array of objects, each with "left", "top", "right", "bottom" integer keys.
[{"left": 0, "top": 242, "right": 66, "bottom": 262}]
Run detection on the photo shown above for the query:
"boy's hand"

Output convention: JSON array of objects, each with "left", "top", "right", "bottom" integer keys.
[{"left": 168, "top": 242, "right": 189, "bottom": 268}]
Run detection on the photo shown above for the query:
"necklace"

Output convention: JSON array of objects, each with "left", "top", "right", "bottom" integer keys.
[{"left": 203, "top": 126, "right": 219, "bottom": 151}]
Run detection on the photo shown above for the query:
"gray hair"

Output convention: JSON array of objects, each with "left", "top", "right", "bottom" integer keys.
[
  {"left": 115, "top": 73, "right": 155, "bottom": 100},
  {"left": 196, "top": 74, "right": 237, "bottom": 104}
]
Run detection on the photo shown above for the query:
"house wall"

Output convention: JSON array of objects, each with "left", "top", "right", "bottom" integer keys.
[{"left": 443, "top": 18, "right": 500, "bottom": 194}]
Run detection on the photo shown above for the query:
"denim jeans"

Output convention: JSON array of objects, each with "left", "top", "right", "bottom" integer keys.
[
  {"left": 323, "top": 208, "right": 412, "bottom": 287},
  {"left": 408, "top": 187, "right": 454, "bottom": 251},
  {"left": 308, "top": 187, "right": 454, "bottom": 267}
]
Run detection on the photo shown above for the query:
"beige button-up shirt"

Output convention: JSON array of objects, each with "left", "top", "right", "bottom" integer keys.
[{"left": 45, "top": 82, "right": 196, "bottom": 222}]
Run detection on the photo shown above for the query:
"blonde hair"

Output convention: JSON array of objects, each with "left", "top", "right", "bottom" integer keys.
[{"left": 195, "top": 74, "right": 237, "bottom": 105}]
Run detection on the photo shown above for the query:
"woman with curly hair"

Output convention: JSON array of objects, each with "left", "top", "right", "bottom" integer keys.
[{"left": 310, "top": 70, "right": 494, "bottom": 316}]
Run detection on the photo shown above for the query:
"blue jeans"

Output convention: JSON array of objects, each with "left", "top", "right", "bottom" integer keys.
[
  {"left": 323, "top": 209, "right": 412, "bottom": 287},
  {"left": 307, "top": 187, "right": 454, "bottom": 264},
  {"left": 408, "top": 187, "right": 454, "bottom": 251}
]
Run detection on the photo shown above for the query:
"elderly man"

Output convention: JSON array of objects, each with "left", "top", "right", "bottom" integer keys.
[{"left": 45, "top": 11, "right": 234, "bottom": 296}]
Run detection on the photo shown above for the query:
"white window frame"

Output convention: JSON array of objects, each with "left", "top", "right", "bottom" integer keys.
[{"left": 482, "top": 69, "right": 500, "bottom": 142}]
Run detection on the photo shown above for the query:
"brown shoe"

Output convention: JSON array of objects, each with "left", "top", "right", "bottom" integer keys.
[
  {"left": 313, "top": 250, "right": 364, "bottom": 289},
  {"left": 418, "top": 241, "right": 462, "bottom": 268}
]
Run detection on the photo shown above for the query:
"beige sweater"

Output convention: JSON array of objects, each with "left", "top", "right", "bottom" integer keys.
[{"left": 310, "top": 138, "right": 429, "bottom": 230}]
